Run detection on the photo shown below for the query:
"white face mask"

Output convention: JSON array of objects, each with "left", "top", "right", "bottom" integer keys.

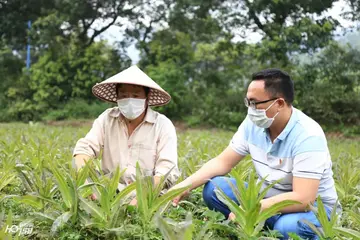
[
  {"left": 247, "top": 100, "right": 279, "bottom": 128},
  {"left": 117, "top": 98, "right": 146, "bottom": 120}
]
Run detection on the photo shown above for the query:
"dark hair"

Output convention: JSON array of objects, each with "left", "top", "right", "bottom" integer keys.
[
  {"left": 116, "top": 84, "right": 150, "bottom": 97},
  {"left": 143, "top": 86, "right": 150, "bottom": 96},
  {"left": 252, "top": 68, "right": 294, "bottom": 105}
]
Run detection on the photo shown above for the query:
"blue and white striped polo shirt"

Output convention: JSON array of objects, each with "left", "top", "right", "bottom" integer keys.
[{"left": 230, "top": 107, "right": 339, "bottom": 210}]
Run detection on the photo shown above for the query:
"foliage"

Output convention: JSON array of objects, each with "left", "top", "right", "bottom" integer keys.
[
  {"left": 1, "top": 124, "right": 359, "bottom": 239},
  {"left": 42, "top": 99, "right": 112, "bottom": 121},
  {"left": 1, "top": 40, "right": 127, "bottom": 122},
  {"left": 301, "top": 196, "right": 360, "bottom": 239},
  {"left": 214, "top": 170, "right": 299, "bottom": 239},
  {"left": 294, "top": 43, "right": 360, "bottom": 127},
  {"left": 27, "top": 39, "right": 128, "bottom": 110},
  {"left": 0, "top": 1, "right": 359, "bottom": 132}
]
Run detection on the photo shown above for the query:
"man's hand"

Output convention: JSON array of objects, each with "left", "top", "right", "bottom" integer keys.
[
  {"left": 172, "top": 189, "right": 190, "bottom": 207},
  {"left": 129, "top": 198, "right": 137, "bottom": 206},
  {"left": 228, "top": 212, "right": 236, "bottom": 221},
  {"left": 89, "top": 193, "right": 97, "bottom": 201},
  {"left": 84, "top": 179, "right": 98, "bottom": 201}
]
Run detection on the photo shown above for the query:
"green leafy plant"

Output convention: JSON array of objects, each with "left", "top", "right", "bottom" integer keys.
[
  {"left": 215, "top": 170, "right": 300, "bottom": 239},
  {"left": 0, "top": 210, "right": 21, "bottom": 240},
  {"left": 154, "top": 212, "right": 194, "bottom": 240},
  {"left": 0, "top": 141, "right": 18, "bottom": 194},
  {"left": 77, "top": 164, "right": 136, "bottom": 235},
  {"left": 13, "top": 164, "right": 56, "bottom": 208},
  {"left": 302, "top": 196, "right": 360, "bottom": 240},
  {"left": 1, "top": 124, "right": 360, "bottom": 238},
  {"left": 333, "top": 153, "right": 360, "bottom": 208},
  {"left": 155, "top": 210, "right": 227, "bottom": 240},
  {"left": 134, "top": 162, "right": 189, "bottom": 228}
]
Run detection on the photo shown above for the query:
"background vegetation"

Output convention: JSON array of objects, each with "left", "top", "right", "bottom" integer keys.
[
  {"left": 0, "top": 123, "right": 360, "bottom": 239},
  {"left": 0, "top": 0, "right": 359, "bottom": 134}
]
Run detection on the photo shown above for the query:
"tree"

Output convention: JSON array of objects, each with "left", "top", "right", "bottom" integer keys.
[
  {"left": 2, "top": 39, "right": 130, "bottom": 121},
  {"left": 345, "top": 0, "right": 360, "bottom": 22},
  {"left": 0, "top": 0, "right": 144, "bottom": 50},
  {"left": 294, "top": 43, "right": 360, "bottom": 126},
  {"left": 28, "top": 39, "right": 130, "bottom": 108},
  {"left": 221, "top": 0, "right": 339, "bottom": 65}
]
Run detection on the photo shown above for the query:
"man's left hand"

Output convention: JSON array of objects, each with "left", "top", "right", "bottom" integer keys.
[
  {"left": 129, "top": 198, "right": 137, "bottom": 206},
  {"left": 228, "top": 212, "right": 236, "bottom": 221}
]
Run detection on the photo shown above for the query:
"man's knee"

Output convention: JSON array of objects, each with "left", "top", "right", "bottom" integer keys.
[
  {"left": 273, "top": 215, "right": 318, "bottom": 239},
  {"left": 296, "top": 220, "right": 320, "bottom": 239},
  {"left": 202, "top": 176, "right": 227, "bottom": 205},
  {"left": 273, "top": 216, "right": 298, "bottom": 239}
]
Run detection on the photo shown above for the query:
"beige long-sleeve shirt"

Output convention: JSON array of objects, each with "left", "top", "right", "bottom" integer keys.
[{"left": 73, "top": 107, "right": 180, "bottom": 189}]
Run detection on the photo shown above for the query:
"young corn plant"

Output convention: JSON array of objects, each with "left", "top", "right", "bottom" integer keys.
[
  {"left": 214, "top": 170, "right": 300, "bottom": 239},
  {"left": 302, "top": 196, "right": 360, "bottom": 240},
  {"left": 155, "top": 209, "right": 228, "bottom": 240},
  {"left": 77, "top": 163, "right": 137, "bottom": 236},
  {"left": 178, "top": 131, "right": 230, "bottom": 180},
  {"left": 0, "top": 210, "right": 21, "bottom": 240},
  {"left": 0, "top": 171, "right": 17, "bottom": 194},
  {"left": 349, "top": 199, "right": 360, "bottom": 231},
  {"left": 12, "top": 164, "right": 57, "bottom": 209},
  {"left": 229, "top": 158, "right": 254, "bottom": 182},
  {"left": 333, "top": 153, "right": 360, "bottom": 208},
  {"left": 0, "top": 141, "right": 18, "bottom": 194},
  {"left": 7, "top": 161, "right": 92, "bottom": 236},
  {"left": 3, "top": 139, "right": 58, "bottom": 209},
  {"left": 154, "top": 212, "right": 194, "bottom": 240},
  {"left": 134, "top": 162, "right": 189, "bottom": 232},
  {"left": 178, "top": 139, "right": 210, "bottom": 180},
  {"left": 25, "top": 163, "right": 84, "bottom": 235}
]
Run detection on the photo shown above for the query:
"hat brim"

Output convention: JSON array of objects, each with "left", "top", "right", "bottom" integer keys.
[{"left": 92, "top": 82, "right": 171, "bottom": 106}]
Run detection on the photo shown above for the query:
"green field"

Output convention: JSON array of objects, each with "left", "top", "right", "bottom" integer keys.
[{"left": 0, "top": 123, "right": 360, "bottom": 239}]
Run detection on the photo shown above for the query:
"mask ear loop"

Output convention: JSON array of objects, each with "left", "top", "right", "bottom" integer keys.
[
  {"left": 272, "top": 111, "right": 280, "bottom": 119},
  {"left": 265, "top": 99, "right": 278, "bottom": 111},
  {"left": 265, "top": 99, "right": 280, "bottom": 120}
]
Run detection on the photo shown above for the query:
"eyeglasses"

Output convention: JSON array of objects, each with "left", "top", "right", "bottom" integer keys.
[{"left": 244, "top": 97, "right": 278, "bottom": 110}]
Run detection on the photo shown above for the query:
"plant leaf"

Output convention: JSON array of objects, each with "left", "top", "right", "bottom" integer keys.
[
  {"left": 112, "top": 182, "right": 136, "bottom": 208},
  {"left": 214, "top": 188, "right": 245, "bottom": 226},
  {"left": 49, "top": 165, "right": 73, "bottom": 209},
  {"left": 151, "top": 186, "right": 190, "bottom": 217},
  {"left": 51, "top": 211, "right": 73, "bottom": 234},
  {"left": 79, "top": 197, "right": 105, "bottom": 222},
  {"left": 154, "top": 213, "right": 178, "bottom": 240},
  {"left": 300, "top": 219, "right": 324, "bottom": 238},
  {"left": 135, "top": 162, "right": 149, "bottom": 222},
  {"left": 335, "top": 227, "right": 360, "bottom": 240},
  {"left": 0, "top": 173, "right": 16, "bottom": 191},
  {"left": 108, "top": 166, "right": 125, "bottom": 198},
  {"left": 257, "top": 200, "right": 300, "bottom": 224},
  {"left": 33, "top": 212, "right": 57, "bottom": 222}
]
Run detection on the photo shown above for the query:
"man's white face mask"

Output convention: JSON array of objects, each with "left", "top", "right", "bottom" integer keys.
[
  {"left": 117, "top": 98, "right": 146, "bottom": 120},
  {"left": 247, "top": 99, "right": 279, "bottom": 128}
]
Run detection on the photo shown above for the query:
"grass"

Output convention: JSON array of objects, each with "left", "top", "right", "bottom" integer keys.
[{"left": 0, "top": 122, "right": 359, "bottom": 239}]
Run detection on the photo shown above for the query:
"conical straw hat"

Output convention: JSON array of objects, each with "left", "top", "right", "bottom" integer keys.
[{"left": 92, "top": 65, "right": 171, "bottom": 106}]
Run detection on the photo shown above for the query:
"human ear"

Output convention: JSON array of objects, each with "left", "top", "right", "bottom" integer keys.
[{"left": 278, "top": 98, "right": 287, "bottom": 109}]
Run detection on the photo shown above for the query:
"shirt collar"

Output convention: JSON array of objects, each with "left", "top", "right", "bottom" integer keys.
[
  {"left": 276, "top": 107, "right": 298, "bottom": 141},
  {"left": 109, "top": 106, "right": 156, "bottom": 124}
]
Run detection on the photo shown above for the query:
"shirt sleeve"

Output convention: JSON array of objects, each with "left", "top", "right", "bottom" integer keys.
[
  {"left": 292, "top": 136, "right": 329, "bottom": 180},
  {"left": 72, "top": 111, "right": 106, "bottom": 158},
  {"left": 229, "top": 117, "right": 249, "bottom": 156},
  {"left": 154, "top": 118, "right": 180, "bottom": 187}
]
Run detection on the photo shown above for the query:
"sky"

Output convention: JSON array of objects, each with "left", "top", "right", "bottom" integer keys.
[{"left": 96, "top": 0, "right": 355, "bottom": 63}]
